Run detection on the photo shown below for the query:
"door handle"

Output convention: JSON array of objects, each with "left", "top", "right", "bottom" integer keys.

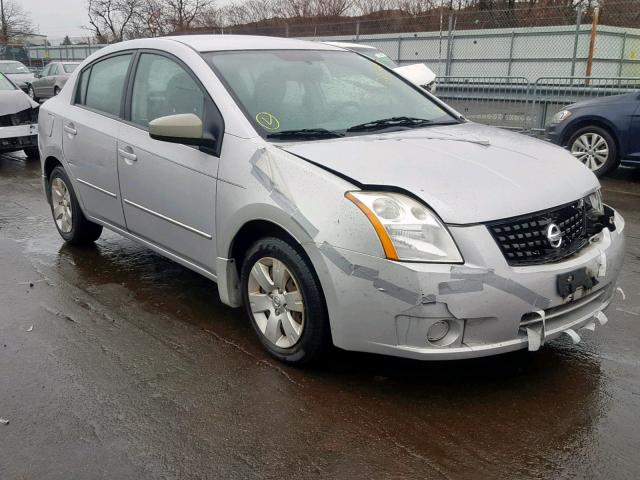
[
  {"left": 118, "top": 147, "right": 137, "bottom": 162},
  {"left": 64, "top": 123, "right": 77, "bottom": 135}
]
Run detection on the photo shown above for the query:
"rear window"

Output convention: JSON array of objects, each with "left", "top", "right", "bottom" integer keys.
[{"left": 0, "top": 62, "right": 29, "bottom": 74}]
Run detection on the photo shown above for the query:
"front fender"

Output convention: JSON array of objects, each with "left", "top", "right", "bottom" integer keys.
[{"left": 214, "top": 135, "right": 388, "bottom": 313}]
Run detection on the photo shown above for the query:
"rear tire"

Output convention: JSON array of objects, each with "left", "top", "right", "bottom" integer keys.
[
  {"left": 240, "top": 236, "right": 330, "bottom": 365},
  {"left": 567, "top": 125, "right": 619, "bottom": 177},
  {"left": 49, "top": 166, "right": 103, "bottom": 245}
]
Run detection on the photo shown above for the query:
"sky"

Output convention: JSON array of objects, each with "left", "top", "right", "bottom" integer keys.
[
  {"left": 20, "top": 0, "right": 233, "bottom": 41},
  {"left": 21, "top": 0, "right": 89, "bottom": 40}
]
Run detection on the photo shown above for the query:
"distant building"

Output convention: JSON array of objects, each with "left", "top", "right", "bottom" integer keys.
[{"left": 10, "top": 32, "right": 47, "bottom": 46}]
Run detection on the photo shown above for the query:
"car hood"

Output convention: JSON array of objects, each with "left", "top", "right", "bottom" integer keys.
[
  {"left": 5, "top": 72, "right": 35, "bottom": 84},
  {"left": 281, "top": 122, "right": 599, "bottom": 224},
  {"left": 568, "top": 92, "right": 639, "bottom": 110},
  {"left": 0, "top": 89, "right": 39, "bottom": 115}
]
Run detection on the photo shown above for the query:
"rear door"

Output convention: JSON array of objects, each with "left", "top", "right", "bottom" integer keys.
[
  {"left": 33, "top": 64, "right": 51, "bottom": 97},
  {"left": 42, "top": 63, "right": 59, "bottom": 97},
  {"left": 61, "top": 52, "right": 134, "bottom": 228},
  {"left": 117, "top": 51, "right": 220, "bottom": 272}
]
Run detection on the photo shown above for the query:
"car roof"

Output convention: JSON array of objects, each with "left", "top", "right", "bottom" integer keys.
[
  {"left": 0, "top": 60, "right": 21, "bottom": 63},
  {"left": 161, "top": 35, "right": 343, "bottom": 52}
]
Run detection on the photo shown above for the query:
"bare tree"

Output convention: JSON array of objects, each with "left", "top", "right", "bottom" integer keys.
[
  {"left": 395, "top": 0, "right": 437, "bottom": 14},
  {"left": 221, "top": 0, "right": 278, "bottom": 25},
  {"left": 353, "top": 0, "right": 395, "bottom": 15},
  {"left": 275, "top": 0, "right": 316, "bottom": 18},
  {"left": 130, "top": 0, "right": 168, "bottom": 37},
  {"left": 164, "top": 0, "right": 212, "bottom": 31},
  {"left": 87, "top": 0, "right": 140, "bottom": 42},
  {"left": 0, "top": 0, "right": 35, "bottom": 42},
  {"left": 312, "top": 0, "right": 353, "bottom": 16},
  {"left": 199, "top": 4, "right": 225, "bottom": 29}
]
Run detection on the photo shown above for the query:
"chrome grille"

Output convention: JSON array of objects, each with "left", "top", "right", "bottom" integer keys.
[{"left": 487, "top": 200, "right": 588, "bottom": 266}]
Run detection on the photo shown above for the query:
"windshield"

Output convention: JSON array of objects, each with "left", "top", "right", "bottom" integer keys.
[
  {"left": 206, "top": 50, "right": 456, "bottom": 140},
  {"left": 0, "top": 62, "right": 29, "bottom": 74},
  {"left": 0, "top": 74, "right": 15, "bottom": 90},
  {"left": 63, "top": 63, "right": 78, "bottom": 73}
]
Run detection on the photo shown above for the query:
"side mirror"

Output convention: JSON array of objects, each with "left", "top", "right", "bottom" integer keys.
[
  {"left": 34, "top": 73, "right": 41, "bottom": 78},
  {"left": 149, "top": 113, "right": 215, "bottom": 148},
  {"left": 393, "top": 63, "right": 436, "bottom": 89}
]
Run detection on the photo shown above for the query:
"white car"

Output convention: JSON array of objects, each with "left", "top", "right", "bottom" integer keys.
[
  {"left": 0, "top": 60, "right": 36, "bottom": 93},
  {"left": 0, "top": 73, "right": 39, "bottom": 158},
  {"left": 38, "top": 36, "right": 624, "bottom": 364},
  {"left": 323, "top": 41, "right": 437, "bottom": 92}
]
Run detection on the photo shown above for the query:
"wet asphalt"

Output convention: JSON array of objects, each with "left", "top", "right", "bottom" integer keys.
[{"left": 0, "top": 150, "right": 639, "bottom": 480}]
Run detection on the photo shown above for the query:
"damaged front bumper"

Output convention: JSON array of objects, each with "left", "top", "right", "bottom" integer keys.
[
  {"left": 316, "top": 209, "right": 625, "bottom": 360},
  {"left": 0, "top": 124, "right": 38, "bottom": 153}
]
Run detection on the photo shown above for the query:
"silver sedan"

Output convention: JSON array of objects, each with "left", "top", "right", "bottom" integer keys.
[
  {"left": 37, "top": 36, "right": 625, "bottom": 364},
  {"left": 28, "top": 61, "right": 80, "bottom": 102}
]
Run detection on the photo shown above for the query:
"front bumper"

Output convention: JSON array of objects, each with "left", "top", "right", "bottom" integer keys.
[
  {"left": 314, "top": 209, "right": 625, "bottom": 360},
  {"left": 0, "top": 124, "right": 38, "bottom": 153},
  {"left": 545, "top": 123, "right": 565, "bottom": 145}
]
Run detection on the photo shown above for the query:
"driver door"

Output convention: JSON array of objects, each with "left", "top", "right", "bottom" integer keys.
[{"left": 117, "top": 52, "right": 221, "bottom": 273}]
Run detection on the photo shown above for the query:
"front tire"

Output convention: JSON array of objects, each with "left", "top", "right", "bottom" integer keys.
[
  {"left": 49, "top": 166, "right": 103, "bottom": 245},
  {"left": 240, "top": 236, "right": 330, "bottom": 365},
  {"left": 53, "top": 86, "right": 60, "bottom": 96},
  {"left": 568, "top": 126, "right": 619, "bottom": 177}
]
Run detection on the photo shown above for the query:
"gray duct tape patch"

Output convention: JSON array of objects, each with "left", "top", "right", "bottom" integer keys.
[
  {"left": 439, "top": 266, "right": 551, "bottom": 309},
  {"left": 249, "top": 148, "right": 319, "bottom": 239},
  {"left": 249, "top": 146, "right": 422, "bottom": 306},
  {"left": 319, "top": 242, "right": 421, "bottom": 305}
]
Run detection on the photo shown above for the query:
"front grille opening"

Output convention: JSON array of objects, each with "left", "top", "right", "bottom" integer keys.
[
  {"left": 487, "top": 199, "right": 600, "bottom": 266},
  {"left": 0, "top": 108, "right": 38, "bottom": 127},
  {"left": 520, "top": 288, "right": 606, "bottom": 329}
]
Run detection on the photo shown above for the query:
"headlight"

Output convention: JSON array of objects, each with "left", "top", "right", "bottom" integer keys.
[
  {"left": 551, "top": 109, "right": 572, "bottom": 124},
  {"left": 586, "top": 189, "right": 604, "bottom": 215},
  {"left": 345, "top": 191, "right": 463, "bottom": 262}
]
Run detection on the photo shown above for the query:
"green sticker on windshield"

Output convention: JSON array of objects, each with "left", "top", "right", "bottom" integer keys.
[{"left": 256, "top": 112, "right": 280, "bottom": 131}]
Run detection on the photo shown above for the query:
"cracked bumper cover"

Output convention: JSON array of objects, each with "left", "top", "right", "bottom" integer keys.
[{"left": 314, "top": 210, "right": 625, "bottom": 360}]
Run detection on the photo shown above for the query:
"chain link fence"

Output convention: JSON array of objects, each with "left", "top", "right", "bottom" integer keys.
[{"left": 2, "top": 0, "right": 638, "bottom": 131}]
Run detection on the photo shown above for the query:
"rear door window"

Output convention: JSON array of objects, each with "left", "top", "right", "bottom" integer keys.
[{"left": 80, "top": 54, "right": 132, "bottom": 117}]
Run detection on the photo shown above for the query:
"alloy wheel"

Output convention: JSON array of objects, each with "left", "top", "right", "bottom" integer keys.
[
  {"left": 247, "top": 257, "right": 304, "bottom": 348},
  {"left": 28, "top": 86, "right": 35, "bottom": 99},
  {"left": 571, "top": 132, "right": 609, "bottom": 171},
  {"left": 51, "top": 177, "right": 73, "bottom": 233}
]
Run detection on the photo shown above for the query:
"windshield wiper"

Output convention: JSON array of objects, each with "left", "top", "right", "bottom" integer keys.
[
  {"left": 346, "top": 116, "right": 434, "bottom": 133},
  {"left": 266, "top": 128, "right": 344, "bottom": 140}
]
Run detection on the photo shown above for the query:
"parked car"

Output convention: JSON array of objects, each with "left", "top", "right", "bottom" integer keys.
[
  {"left": 546, "top": 92, "right": 640, "bottom": 177},
  {"left": 28, "top": 61, "right": 80, "bottom": 102},
  {"left": 39, "top": 36, "right": 624, "bottom": 365},
  {"left": 0, "top": 60, "right": 35, "bottom": 93},
  {"left": 0, "top": 73, "right": 39, "bottom": 158},
  {"left": 323, "top": 41, "right": 437, "bottom": 92}
]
